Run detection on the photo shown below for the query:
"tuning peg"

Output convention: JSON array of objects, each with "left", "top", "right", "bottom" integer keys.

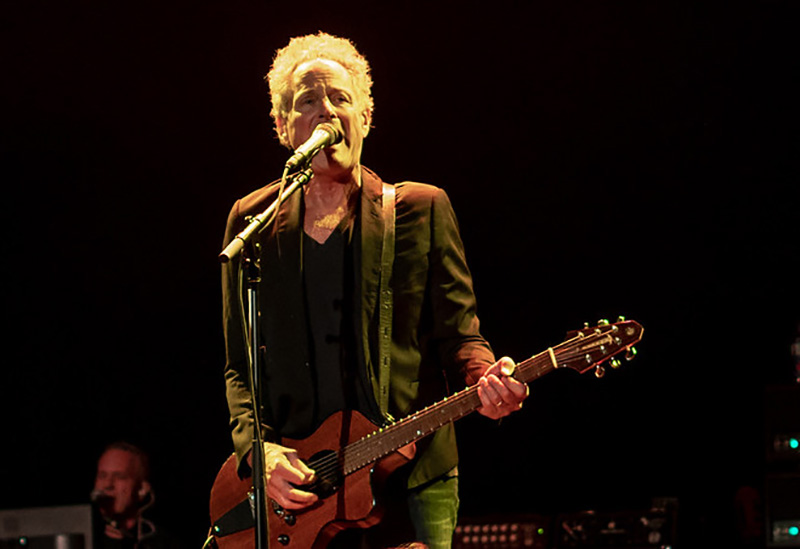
[
  {"left": 617, "top": 315, "right": 626, "bottom": 322},
  {"left": 598, "top": 319, "right": 610, "bottom": 326},
  {"left": 595, "top": 365, "right": 606, "bottom": 378},
  {"left": 610, "top": 357, "right": 621, "bottom": 369},
  {"left": 625, "top": 347, "right": 638, "bottom": 361}
]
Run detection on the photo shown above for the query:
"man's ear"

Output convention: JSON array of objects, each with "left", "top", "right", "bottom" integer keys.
[
  {"left": 138, "top": 480, "right": 152, "bottom": 500},
  {"left": 361, "top": 108, "right": 372, "bottom": 138},
  {"left": 276, "top": 117, "right": 290, "bottom": 148}
]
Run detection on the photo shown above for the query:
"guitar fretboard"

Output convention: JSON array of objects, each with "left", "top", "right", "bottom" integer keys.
[{"left": 340, "top": 348, "right": 560, "bottom": 474}]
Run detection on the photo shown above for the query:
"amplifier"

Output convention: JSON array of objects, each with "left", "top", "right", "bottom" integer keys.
[
  {"left": 766, "top": 473, "right": 800, "bottom": 547},
  {"left": 0, "top": 504, "right": 94, "bottom": 548},
  {"left": 554, "top": 506, "right": 677, "bottom": 549},
  {"left": 454, "top": 514, "right": 550, "bottom": 548},
  {"left": 765, "top": 385, "right": 800, "bottom": 466}
]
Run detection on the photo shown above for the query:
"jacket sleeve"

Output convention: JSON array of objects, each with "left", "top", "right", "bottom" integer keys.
[
  {"left": 427, "top": 187, "right": 495, "bottom": 385},
  {"left": 221, "top": 199, "right": 277, "bottom": 471}
]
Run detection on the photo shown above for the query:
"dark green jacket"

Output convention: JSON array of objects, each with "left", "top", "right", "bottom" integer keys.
[{"left": 222, "top": 167, "right": 494, "bottom": 488}]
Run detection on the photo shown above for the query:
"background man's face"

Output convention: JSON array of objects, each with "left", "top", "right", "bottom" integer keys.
[{"left": 93, "top": 448, "right": 145, "bottom": 518}]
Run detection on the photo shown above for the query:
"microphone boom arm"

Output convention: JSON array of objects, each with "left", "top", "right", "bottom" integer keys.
[{"left": 218, "top": 168, "right": 313, "bottom": 263}]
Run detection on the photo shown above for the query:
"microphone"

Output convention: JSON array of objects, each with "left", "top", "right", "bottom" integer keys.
[
  {"left": 91, "top": 490, "right": 114, "bottom": 514},
  {"left": 90, "top": 489, "right": 113, "bottom": 503},
  {"left": 284, "top": 123, "right": 343, "bottom": 172}
]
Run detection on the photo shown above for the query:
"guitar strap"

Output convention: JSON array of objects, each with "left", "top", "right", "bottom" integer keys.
[{"left": 378, "top": 182, "right": 396, "bottom": 420}]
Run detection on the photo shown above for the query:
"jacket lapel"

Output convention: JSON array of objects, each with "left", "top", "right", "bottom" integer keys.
[{"left": 275, "top": 184, "right": 303, "bottom": 280}]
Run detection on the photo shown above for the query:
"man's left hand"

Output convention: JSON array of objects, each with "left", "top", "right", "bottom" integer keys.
[{"left": 477, "top": 357, "right": 529, "bottom": 420}]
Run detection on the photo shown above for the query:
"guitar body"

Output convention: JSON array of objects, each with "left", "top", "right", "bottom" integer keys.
[{"left": 209, "top": 410, "right": 413, "bottom": 548}]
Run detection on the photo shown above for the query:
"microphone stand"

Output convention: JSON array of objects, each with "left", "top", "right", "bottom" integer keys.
[{"left": 219, "top": 168, "right": 313, "bottom": 549}]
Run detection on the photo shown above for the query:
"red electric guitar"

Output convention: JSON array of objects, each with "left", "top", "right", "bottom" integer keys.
[{"left": 207, "top": 318, "right": 644, "bottom": 548}]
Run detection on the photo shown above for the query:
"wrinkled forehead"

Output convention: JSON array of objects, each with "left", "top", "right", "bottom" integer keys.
[{"left": 291, "top": 59, "right": 360, "bottom": 97}]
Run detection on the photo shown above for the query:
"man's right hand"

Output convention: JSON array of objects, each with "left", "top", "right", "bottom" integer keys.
[{"left": 249, "top": 442, "right": 318, "bottom": 510}]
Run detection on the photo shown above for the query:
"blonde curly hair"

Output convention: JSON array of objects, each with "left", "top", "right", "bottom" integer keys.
[{"left": 266, "top": 32, "right": 374, "bottom": 148}]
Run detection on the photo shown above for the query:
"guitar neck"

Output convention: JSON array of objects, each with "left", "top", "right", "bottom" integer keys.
[{"left": 341, "top": 349, "right": 557, "bottom": 475}]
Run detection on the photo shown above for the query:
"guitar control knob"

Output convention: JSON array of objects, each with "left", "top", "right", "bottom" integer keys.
[
  {"left": 277, "top": 534, "right": 290, "bottom": 545},
  {"left": 284, "top": 513, "right": 296, "bottom": 526}
]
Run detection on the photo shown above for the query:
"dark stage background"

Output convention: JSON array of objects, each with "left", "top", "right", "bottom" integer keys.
[{"left": 3, "top": 1, "right": 798, "bottom": 547}]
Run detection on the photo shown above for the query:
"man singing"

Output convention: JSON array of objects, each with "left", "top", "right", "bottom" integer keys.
[{"left": 221, "top": 32, "right": 528, "bottom": 548}]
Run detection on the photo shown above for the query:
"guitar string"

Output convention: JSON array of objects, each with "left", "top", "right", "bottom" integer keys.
[
  {"left": 304, "top": 388, "right": 479, "bottom": 482},
  {"left": 302, "top": 348, "right": 576, "bottom": 484},
  {"left": 302, "top": 384, "right": 484, "bottom": 483},
  {"left": 296, "top": 349, "right": 571, "bottom": 484},
  {"left": 306, "top": 346, "right": 608, "bottom": 483},
  {"left": 296, "top": 333, "right": 634, "bottom": 487}
]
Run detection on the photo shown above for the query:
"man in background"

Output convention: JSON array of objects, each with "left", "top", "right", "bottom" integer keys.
[{"left": 91, "top": 441, "right": 177, "bottom": 549}]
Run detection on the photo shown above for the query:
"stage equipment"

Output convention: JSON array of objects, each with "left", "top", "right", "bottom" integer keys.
[
  {"left": 0, "top": 505, "right": 93, "bottom": 548},
  {"left": 765, "top": 385, "right": 800, "bottom": 466},
  {"left": 766, "top": 474, "right": 800, "bottom": 547},
  {"left": 453, "top": 514, "right": 550, "bottom": 548},
  {"left": 554, "top": 502, "right": 678, "bottom": 549},
  {"left": 765, "top": 385, "right": 800, "bottom": 547}
]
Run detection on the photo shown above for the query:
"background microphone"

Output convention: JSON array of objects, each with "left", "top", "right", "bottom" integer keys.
[
  {"left": 284, "top": 123, "right": 343, "bottom": 172},
  {"left": 90, "top": 489, "right": 113, "bottom": 503}
]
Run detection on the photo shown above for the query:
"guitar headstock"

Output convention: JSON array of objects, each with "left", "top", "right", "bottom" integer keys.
[{"left": 560, "top": 317, "right": 643, "bottom": 378}]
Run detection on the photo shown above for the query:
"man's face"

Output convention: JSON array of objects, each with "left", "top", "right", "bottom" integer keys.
[
  {"left": 93, "top": 449, "right": 146, "bottom": 518},
  {"left": 279, "top": 58, "right": 371, "bottom": 179}
]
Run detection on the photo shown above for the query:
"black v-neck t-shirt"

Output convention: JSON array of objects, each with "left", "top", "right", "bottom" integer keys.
[{"left": 302, "top": 226, "right": 361, "bottom": 427}]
